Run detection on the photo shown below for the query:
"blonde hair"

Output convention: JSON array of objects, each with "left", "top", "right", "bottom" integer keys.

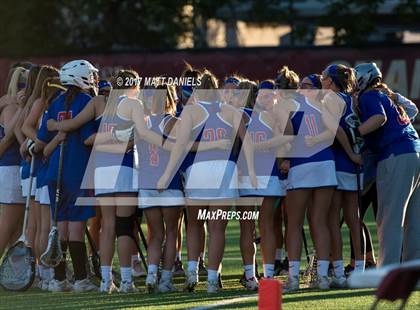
[
  {"left": 275, "top": 66, "right": 300, "bottom": 89},
  {"left": 27, "top": 65, "right": 59, "bottom": 110},
  {"left": 7, "top": 67, "right": 28, "bottom": 97},
  {"left": 195, "top": 70, "right": 220, "bottom": 102}
]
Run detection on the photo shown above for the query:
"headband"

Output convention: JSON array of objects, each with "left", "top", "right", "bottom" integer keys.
[
  {"left": 47, "top": 82, "right": 67, "bottom": 91},
  {"left": 259, "top": 80, "right": 275, "bottom": 90},
  {"left": 98, "top": 80, "right": 112, "bottom": 90},
  {"left": 306, "top": 74, "right": 322, "bottom": 89},
  {"left": 224, "top": 77, "right": 240, "bottom": 86},
  {"left": 182, "top": 85, "right": 193, "bottom": 98},
  {"left": 327, "top": 65, "right": 341, "bottom": 88}
]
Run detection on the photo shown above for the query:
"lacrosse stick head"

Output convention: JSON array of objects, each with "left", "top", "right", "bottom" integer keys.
[
  {"left": 0, "top": 241, "right": 35, "bottom": 291},
  {"left": 40, "top": 227, "right": 63, "bottom": 267}
]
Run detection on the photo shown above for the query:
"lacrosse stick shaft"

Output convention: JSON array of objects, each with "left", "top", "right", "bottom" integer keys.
[
  {"left": 302, "top": 227, "right": 310, "bottom": 264},
  {"left": 136, "top": 213, "right": 148, "bottom": 250},
  {"left": 52, "top": 142, "right": 65, "bottom": 226},
  {"left": 134, "top": 216, "right": 148, "bottom": 272},
  {"left": 21, "top": 156, "right": 35, "bottom": 241}
]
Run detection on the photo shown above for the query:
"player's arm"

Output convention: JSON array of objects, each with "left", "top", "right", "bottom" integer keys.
[
  {"left": 43, "top": 131, "right": 66, "bottom": 158},
  {"left": 22, "top": 98, "right": 44, "bottom": 141},
  {"left": 47, "top": 97, "right": 97, "bottom": 132},
  {"left": 0, "top": 104, "right": 19, "bottom": 157}
]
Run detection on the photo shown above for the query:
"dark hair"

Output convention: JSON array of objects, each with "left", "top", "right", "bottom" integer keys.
[
  {"left": 64, "top": 86, "right": 83, "bottom": 111},
  {"left": 305, "top": 74, "right": 322, "bottom": 89},
  {"left": 325, "top": 64, "right": 356, "bottom": 94},
  {"left": 275, "top": 66, "right": 300, "bottom": 89},
  {"left": 238, "top": 80, "right": 258, "bottom": 109},
  {"left": 22, "top": 65, "right": 41, "bottom": 108}
]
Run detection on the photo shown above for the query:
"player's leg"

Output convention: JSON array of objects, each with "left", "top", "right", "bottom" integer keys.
[
  {"left": 258, "top": 197, "right": 277, "bottom": 279},
  {"left": 309, "top": 187, "right": 334, "bottom": 289},
  {"left": 0, "top": 204, "right": 24, "bottom": 257},
  {"left": 285, "top": 189, "right": 311, "bottom": 291},
  {"left": 239, "top": 204, "right": 257, "bottom": 290},
  {"left": 144, "top": 206, "right": 164, "bottom": 292},
  {"left": 98, "top": 197, "right": 117, "bottom": 293},
  {"left": 159, "top": 206, "right": 182, "bottom": 292},
  {"left": 206, "top": 204, "right": 229, "bottom": 293}
]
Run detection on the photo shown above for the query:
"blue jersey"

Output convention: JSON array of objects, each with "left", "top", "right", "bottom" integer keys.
[
  {"left": 333, "top": 93, "right": 358, "bottom": 174},
  {"left": 0, "top": 124, "right": 20, "bottom": 166},
  {"left": 238, "top": 111, "right": 278, "bottom": 177},
  {"left": 137, "top": 114, "right": 181, "bottom": 190},
  {"left": 37, "top": 92, "right": 96, "bottom": 192},
  {"left": 358, "top": 90, "right": 420, "bottom": 162},
  {"left": 289, "top": 97, "right": 334, "bottom": 168},
  {"left": 190, "top": 101, "right": 234, "bottom": 164},
  {"left": 36, "top": 111, "right": 51, "bottom": 188}
]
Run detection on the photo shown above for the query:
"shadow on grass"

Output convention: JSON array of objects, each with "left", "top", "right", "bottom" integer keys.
[{"left": 283, "top": 288, "right": 375, "bottom": 303}]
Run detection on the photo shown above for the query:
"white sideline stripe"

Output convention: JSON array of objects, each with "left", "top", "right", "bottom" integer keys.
[{"left": 191, "top": 294, "right": 258, "bottom": 310}]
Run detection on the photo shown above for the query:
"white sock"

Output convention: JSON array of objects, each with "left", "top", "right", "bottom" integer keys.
[
  {"left": 187, "top": 261, "right": 198, "bottom": 273},
  {"left": 355, "top": 260, "right": 365, "bottom": 272},
  {"left": 275, "top": 249, "right": 284, "bottom": 261},
  {"left": 208, "top": 269, "right": 218, "bottom": 282},
  {"left": 289, "top": 260, "right": 300, "bottom": 277},
  {"left": 101, "top": 266, "right": 112, "bottom": 282},
  {"left": 244, "top": 264, "right": 255, "bottom": 279},
  {"left": 121, "top": 267, "right": 132, "bottom": 283},
  {"left": 176, "top": 252, "right": 182, "bottom": 261},
  {"left": 263, "top": 264, "right": 275, "bottom": 278},
  {"left": 317, "top": 260, "right": 329, "bottom": 277},
  {"left": 333, "top": 260, "right": 344, "bottom": 278},
  {"left": 161, "top": 269, "right": 172, "bottom": 281},
  {"left": 200, "top": 252, "right": 205, "bottom": 260},
  {"left": 148, "top": 264, "right": 158, "bottom": 276},
  {"left": 48, "top": 267, "right": 54, "bottom": 280}
]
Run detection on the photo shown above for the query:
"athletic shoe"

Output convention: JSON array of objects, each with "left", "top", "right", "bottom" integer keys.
[
  {"left": 73, "top": 278, "right": 98, "bottom": 292},
  {"left": 173, "top": 258, "right": 185, "bottom": 276},
  {"left": 198, "top": 259, "right": 207, "bottom": 275},
  {"left": 328, "top": 263, "right": 334, "bottom": 277},
  {"left": 158, "top": 280, "right": 178, "bottom": 293},
  {"left": 244, "top": 276, "right": 259, "bottom": 291},
  {"left": 239, "top": 272, "right": 247, "bottom": 287},
  {"left": 344, "top": 264, "right": 354, "bottom": 277},
  {"left": 146, "top": 273, "right": 158, "bottom": 293},
  {"left": 184, "top": 269, "right": 198, "bottom": 292},
  {"left": 132, "top": 260, "right": 146, "bottom": 277},
  {"left": 283, "top": 275, "right": 299, "bottom": 293},
  {"left": 119, "top": 281, "right": 138, "bottom": 293},
  {"left": 311, "top": 276, "right": 330, "bottom": 290},
  {"left": 330, "top": 276, "right": 347, "bottom": 289},
  {"left": 207, "top": 280, "right": 221, "bottom": 293},
  {"left": 99, "top": 280, "right": 118, "bottom": 294},
  {"left": 48, "top": 279, "right": 73, "bottom": 292}
]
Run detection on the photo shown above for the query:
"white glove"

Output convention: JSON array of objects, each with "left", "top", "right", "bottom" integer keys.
[
  {"left": 26, "top": 139, "right": 36, "bottom": 156},
  {"left": 112, "top": 126, "right": 134, "bottom": 142}
]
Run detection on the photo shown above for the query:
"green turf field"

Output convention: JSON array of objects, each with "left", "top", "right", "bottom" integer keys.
[{"left": 0, "top": 208, "right": 419, "bottom": 309}]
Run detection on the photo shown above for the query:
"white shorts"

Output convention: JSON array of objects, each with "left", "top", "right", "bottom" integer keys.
[
  {"left": 94, "top": 166, "right": 137, "bottom": 196},
  {"left": 184, "top": 160, "right": 239, "bottom": 200},
  {"left": 138, "top": 189, "right": 185, "bottom": 208},
  {"left": 21, "top": 176, "right": 37, "bottom": 198},
  {"left": 336, "top": 171, "right": 364, "bottom": 192},
  {"left": 287, "top": 160, "right": 337, "bottom": 190},
  {"left": 239, "top": 175, "right": 285, "bottom": 197},
  {"left": 35, "top": 186, "right": 50, "bottom": 205},
  {"left": 0, "top": 166, "right": 25, "bottom": 204}
]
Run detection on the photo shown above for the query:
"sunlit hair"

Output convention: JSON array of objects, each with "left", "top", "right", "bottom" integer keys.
[
  {"left": 275, "top": 66, "right": 300, "bottom": 89},
  {"left": 238, "top": 79, "right": 258, "bottom": 109},
  {"left": 41, "top": 77, "right": 66, "bottom": 110},
  {"left": 7, "top": 67, "right": 28, "bottom": 97},
  {"left": 195, "top": 69, "right": 220, "bottom": 102},
  {"left": 26, "top": 65, "right": 59, "bottom": 110},
  {"left": 21, "top": 65, "right": 41, "bottom": 108},
  {"left": 325, "top": 64, "right": 356, "bottom": 94}
]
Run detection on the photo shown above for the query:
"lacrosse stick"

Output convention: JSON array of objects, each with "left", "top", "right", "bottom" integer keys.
[
  {"left": 0, "top": 156, "right": 36, "bottom": 291},
  {"left": 40, "top": 142, "right": 65, "bottom": 267}
]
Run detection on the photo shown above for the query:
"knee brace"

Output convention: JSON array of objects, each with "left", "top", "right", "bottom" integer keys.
[{"left": 115, "top": 215, "right": 134, "bottom": 239}]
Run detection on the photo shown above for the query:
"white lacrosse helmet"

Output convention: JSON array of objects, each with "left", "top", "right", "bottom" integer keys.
[
  {"left": 59, "top": 60, "right": 98, "bottom": 90},
  {"left": 354, "top": 62, "right": 382, "bottom": 92}
]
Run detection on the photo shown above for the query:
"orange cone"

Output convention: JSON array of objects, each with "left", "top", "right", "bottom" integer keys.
[{"left": 258, "top": 278, "right": 283, "bottom": 310}]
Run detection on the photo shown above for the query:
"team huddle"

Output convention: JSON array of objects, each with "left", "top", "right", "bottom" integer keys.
[{"left": 0, "top": 59, "right": 418, "bottom": 295}]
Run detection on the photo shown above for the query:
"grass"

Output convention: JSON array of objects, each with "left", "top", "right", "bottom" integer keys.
[{"left": 0, "top": 208, "right": 419, "bottom": 309}]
